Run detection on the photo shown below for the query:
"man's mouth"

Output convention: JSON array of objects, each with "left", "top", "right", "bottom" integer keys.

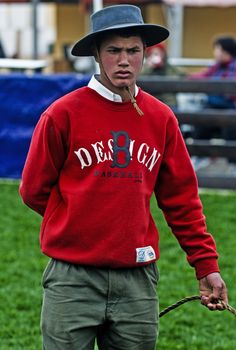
[{"left": 115, "top": 71, "right": 131, "bottom": 79}]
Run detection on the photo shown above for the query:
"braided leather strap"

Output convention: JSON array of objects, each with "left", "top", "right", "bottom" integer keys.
[{"left": 159, "top": 295, "right": 236, "bottom": 318}]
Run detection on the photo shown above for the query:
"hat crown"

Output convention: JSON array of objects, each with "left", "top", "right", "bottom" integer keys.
[
  {"left": 71, "top": 4, "right": 169, "bottom": 56},
  {"left": 91, "top": 5, "right": 144, "bottom": 33}
]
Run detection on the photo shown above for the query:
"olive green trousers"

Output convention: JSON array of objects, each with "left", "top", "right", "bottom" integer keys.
[{"left": 41, "top": 259, "right": 159, "bottom": 350}]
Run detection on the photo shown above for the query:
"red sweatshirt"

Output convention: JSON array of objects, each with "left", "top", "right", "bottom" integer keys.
[{"left": 20, "top": 86, "right": 219, "bottom": 279}]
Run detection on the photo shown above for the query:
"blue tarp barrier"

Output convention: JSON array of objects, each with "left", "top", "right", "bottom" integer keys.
[{"left": 0, "top": 73, "right": 90, "bottom": 178}]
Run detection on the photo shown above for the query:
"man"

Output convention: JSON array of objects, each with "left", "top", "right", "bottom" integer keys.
[{"left": 20, "top": 4, "right": 228, "bottom": 350}]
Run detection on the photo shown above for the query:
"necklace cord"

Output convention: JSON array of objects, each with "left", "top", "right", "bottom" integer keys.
[{"left": 125, "top": 86, "right": 144, "bottom": 116}]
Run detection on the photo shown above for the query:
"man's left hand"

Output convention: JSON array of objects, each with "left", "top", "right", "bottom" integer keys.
[{"left": 199, "top": 272, "right": 228, "bottom": 310}]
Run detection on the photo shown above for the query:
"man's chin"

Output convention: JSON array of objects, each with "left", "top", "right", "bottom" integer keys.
[{"left": 114, "top": 80, "right": 133, "bottom": 89}]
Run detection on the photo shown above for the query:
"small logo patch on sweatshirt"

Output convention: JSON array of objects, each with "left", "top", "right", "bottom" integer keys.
[{"left": 136, "top": 246, "right": 156, "bottom": 263}]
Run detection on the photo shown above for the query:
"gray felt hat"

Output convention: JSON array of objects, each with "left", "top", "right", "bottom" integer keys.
[{"left": 71, "top": 4, "right": 169, "bottom": 57}]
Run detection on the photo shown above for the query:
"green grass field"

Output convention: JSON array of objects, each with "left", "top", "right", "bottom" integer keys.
[{"left": 0, "top": 180, "right": 236, "bottom": 349}]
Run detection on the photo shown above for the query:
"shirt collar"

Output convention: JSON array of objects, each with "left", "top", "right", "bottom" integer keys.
[{"left": 88, "top": 74, "right": 138, "bottom": 102}]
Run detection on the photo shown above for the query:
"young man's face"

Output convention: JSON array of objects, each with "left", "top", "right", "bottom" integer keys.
[{"left": 97, "top": 34, "right": 144, "bottom": 97}]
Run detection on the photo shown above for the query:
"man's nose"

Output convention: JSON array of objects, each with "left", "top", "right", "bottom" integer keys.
[{"left": 118, "top": 50, "right": 129, "bottom": 65}]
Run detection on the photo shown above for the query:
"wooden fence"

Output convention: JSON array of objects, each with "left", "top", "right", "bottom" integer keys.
[{"left": 138, "top": 76, "right": 236, "bottom": 190}]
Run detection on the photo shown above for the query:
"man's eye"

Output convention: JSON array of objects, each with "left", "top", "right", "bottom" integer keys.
[
  {"left": 128, "top": 48, "right": 140, "bottom": 54},
  {"left": 108, "top": 48, "right": 119, "bottom": 53}
]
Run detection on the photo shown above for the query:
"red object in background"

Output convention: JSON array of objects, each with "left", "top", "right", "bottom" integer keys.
[{"left": 145, "top": 42, "right": 166, "bottom": 55}]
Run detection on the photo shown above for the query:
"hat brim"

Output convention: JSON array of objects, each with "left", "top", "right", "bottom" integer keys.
[{"left": 71, "top": 24, "right": 169, "bottom": 57}]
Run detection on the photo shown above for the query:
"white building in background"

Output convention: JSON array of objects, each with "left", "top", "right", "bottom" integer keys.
[{"left": 0, "top": 2, "right": 56, "bottom": 58}]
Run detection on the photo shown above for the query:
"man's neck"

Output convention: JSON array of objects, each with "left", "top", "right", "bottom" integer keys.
[{"left": 97, "top": 75, "right": 135, "bottom": 102}]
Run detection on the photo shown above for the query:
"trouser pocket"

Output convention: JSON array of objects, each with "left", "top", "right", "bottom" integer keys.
[{"left": 41, "top": 258, "right": 55, "bottom": 288}]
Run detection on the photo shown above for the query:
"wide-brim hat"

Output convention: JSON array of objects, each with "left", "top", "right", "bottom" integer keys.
[{"left": 71, "top": 4, "right": 169, "bottom": 57}]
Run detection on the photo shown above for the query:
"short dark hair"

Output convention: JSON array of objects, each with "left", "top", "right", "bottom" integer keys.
[{"left": 214, "top": 36, "right": 236, "bottom": 57}]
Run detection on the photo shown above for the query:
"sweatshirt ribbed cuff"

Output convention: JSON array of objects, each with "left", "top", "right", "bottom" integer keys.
[{"left": 194, "top": 258, "right": 220, "bottom": 280}]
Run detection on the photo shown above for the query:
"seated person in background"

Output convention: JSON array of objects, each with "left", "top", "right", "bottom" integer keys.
[
  {"left": 190, "top": 35, "right": 236, "bottom": 109},
  {"left": 142, "top": 42, "right": 181, "bottom": 76},
  {"left": 189, "top": 36, "right": 236, "bottom": 174},
  {"left": 142, "top": 43, "right": 178, "bottom": 107},
  {"left": 189, "top": 35, "right": 236, "bottom": 141},
  {"left": 143, "top": 43, "right": 168, "bottom": 75}
]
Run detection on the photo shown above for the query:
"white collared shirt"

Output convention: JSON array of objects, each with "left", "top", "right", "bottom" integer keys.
[{"left": 88, "top": 74, "right": 138, "bottom": 102}]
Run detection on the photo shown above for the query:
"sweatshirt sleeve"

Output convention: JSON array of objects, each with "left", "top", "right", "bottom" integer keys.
[
  {"left": 19, "top": 112, "right": 67, "bottom": 216},
  {"left": 155, "top": 113, "right": 220, "bottom": 279}
]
